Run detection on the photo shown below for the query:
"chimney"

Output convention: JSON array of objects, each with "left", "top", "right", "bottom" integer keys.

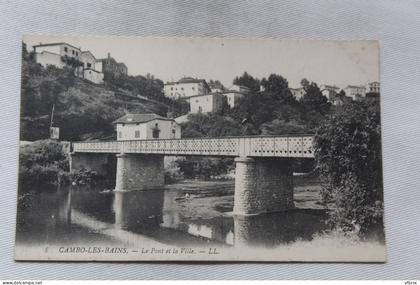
[{"left": 108, "top": 52, "right": 111, "bottom": 59}]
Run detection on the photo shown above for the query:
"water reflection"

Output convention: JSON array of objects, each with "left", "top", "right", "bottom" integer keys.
[
  {"left": 233, "top": 210, "right": 326, "bottom": 248},
  {"left": 113, "top": 190, "right": 164, "bottom": 232},
  {"left": 16, "top": 183, "right": 328, "bottom": 248}
]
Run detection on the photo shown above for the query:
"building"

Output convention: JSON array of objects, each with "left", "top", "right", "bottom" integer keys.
[
  {"left": 113, "top": 113, "right": 181, "bottom": 141},
  {"left": 76, "top": 50, "right": 104, "bottom": 84},
  {"left": 222, "top": 91, "right": 244, "bottom": 108},
  {"left": 221, "top": 84, "right": 250, "bottom": 108},
  {"left": 368, "top": 81, "right": 380, "bottom": 93},
  {"left": 290, "top": 87, "right": 305, "bottom": 100},
  {"left": 96, "top": 53, "right": 128, "bottom": 79},
  {"left": 344, "top": 85, "right": 367, "bottom": 101},
  {"left": 164, "top": 77, "right": 211, "bottom": 99},
  {"left": 229, "top": 84, "right": 250, "bottom": 94},
  {"left": 320, "top": 84, "right": 340, "bottom": 102},
  {"left": 189, "top": 93, "right": 225, "bottom": 114},
  {"left": 32, "top": 42, "right": 104, "bottom": 84},
  {"left": 33, "top": 42, "right": 82, "bottom": 69}
]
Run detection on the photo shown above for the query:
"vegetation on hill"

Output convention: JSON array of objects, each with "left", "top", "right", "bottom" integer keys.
[
  {"left": 20, "top": 53, "right": 187, "bottom": 141},
  {"left": 182, "top": 73, "right": 332, "bottom": 138}
]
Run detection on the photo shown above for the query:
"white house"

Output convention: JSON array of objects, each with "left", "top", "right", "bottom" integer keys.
[
  {"left": 32, "top": 42, "right": 104, "bottom": 84},
  {"left": 290, "top": 87, "right": 305, "bottom": 100},
  {"left": 344, "top": 85, "right": 366, "bottom": 101},
  {"left": 33, "top": 42, "right": 82, "bottom": 68},
  {"left": 164, "top": 77, "right": 211, "bottom": 99},
  {"left": 320, "top": 84, "right": 340, "bottom": 103},
  {"left": 189, "top": 93, "right": 225, "bottom": 114},
  {"left": 113, "top": 113, "right": 181, "bottom": 141},
  {"left": 76, "top": 51, "right": 104, "bottom": 84},
  {"left": 222, "top": 91, "right": 244, "bottom": 108},
  {"left": 221, "top": 84, "right": 250, "bottom": 108},
  {"left": 368, "top": 81, "right": 380, "bottom": 93}
]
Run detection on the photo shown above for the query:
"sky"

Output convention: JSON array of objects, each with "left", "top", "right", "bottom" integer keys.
[{"left": 23, "top": 35, "right": 379, "bottom": 89}]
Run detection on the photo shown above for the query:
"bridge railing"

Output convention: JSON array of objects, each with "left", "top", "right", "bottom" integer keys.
[
  {"left": 73, "top": 141, "right": 121, "bottom": 153},
  {"left": 72, "top": 135, "right": 314, "bottom": 158}
]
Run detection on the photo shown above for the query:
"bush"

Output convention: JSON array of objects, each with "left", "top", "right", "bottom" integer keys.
[
  {"left": 69, "top": 168, "right": 100, "bottom": 186},
  {"left": 176, "top": 157, "right": 234, "bottom": 180},
  {"left": 314, "top": 100, "right": 383, "bottom": 235},
  {"left": 19, "top": 140, "right": 69, "bottom": 191}
]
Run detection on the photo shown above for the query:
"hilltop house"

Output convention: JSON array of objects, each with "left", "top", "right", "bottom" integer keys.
[
  {"left": 96, "top": 52, "right": 128, "bottom": 79},
  {"left": 368, "top": 81, "right": 380, "bottom": 93},
  {"left": 189, "top": 93, "right": 225, "bottom": 114},
  {"left": 189, "top": 84, "right": 251, "bottom": 113},
  {"left": 344, "top": 85, "right": 367, "bottom": 101},
  {"left": 290, "top": 87, "right": 305, "bottom": 100},
  {"left": 164, "top": 77, "right": 211, "bottom": 99},
  {"left": 221, "top": 84, "right": 250, "bottom": 108},
  {"left": 113, "top": 113, "right": 181, "bottom": 141},
  {"left": 320, "top": 84, "right": 341, "bottom": 105},
  {"left": 32, "top": 42, "right": 104, "bottom": 84}
]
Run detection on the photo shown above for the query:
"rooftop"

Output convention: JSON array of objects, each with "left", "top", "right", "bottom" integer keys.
[
  {"left": 346, "top": 85, "right": 366, "bottom": 89},
  {"left": 166, "top": 77, "right": 209, "bottom": 85},
  {"left": 113, "top": 113, "right": 174, "bottom": 124},
  {"left": 321, "top": 84, "right": 340, "bottom": 89},
  {"left": 32, "top": 42, "right": 81, "bottom": 51}
]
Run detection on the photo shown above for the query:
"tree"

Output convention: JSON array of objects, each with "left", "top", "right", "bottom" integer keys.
[
  {"left": 314, "top": 100, "right": 383, "bottom": 235},
  {"left": 233, "top": 72, "right": 261, "bottom": 92},
  {"left": 261, "top": 74, "right": 294, "bottom": 103},
  {"left": 300, "top": 79, "right": 331, "bottom": 115},
  {"left": 181, "top": 113, "right": 242, "bottom": 138}
]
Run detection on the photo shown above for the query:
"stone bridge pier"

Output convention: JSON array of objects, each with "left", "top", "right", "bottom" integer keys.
[
  {"left": 115, "top": 153, "right": 165, "bottom": 191},
  {"left": 233, "top": 157, "right": 294, "bottom": 215}
]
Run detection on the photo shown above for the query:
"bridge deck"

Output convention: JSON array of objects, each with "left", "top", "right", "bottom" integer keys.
[{"left": 72, "top": 135, "right": 314, "bottom": 158}]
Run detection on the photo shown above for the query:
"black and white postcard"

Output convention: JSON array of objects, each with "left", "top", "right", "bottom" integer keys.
[{"left": 15, "top": 35, "right": 385, "bottom": 261}]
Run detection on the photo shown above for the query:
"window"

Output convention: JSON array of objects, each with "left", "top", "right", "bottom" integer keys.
[
  {"left": 75, "top": 52, "right": 78, "bottom": 56},
  {"left": 72, "top": 50, "right": 75, "bottom": 55},
  {"left": 152, "top": 129, "right": 160, "bottom": 138},
  {"left": 87, "top": 63, "right": 91, "bottom": 68},
  {"left": 196, "top": 99, "right": 199, "bottom": 103},
  {"left": 171, "top": 87, "right": 173, "bottom": 90},
  {"left": 152, "top": 123, "right": 160, "bottom": 138},
  {"left": 64, "top": 47, "right": 68, "bottom": 52},
  {"left": 181, "top": 87, "right": 184, "bottom": 91},
  {"left": 172, "top": 129, "right": 176, "bottom": 134},
  {"left": 135, "top": 130, "right": 140, "bottom": 138},
  {"left": 192, "top": 87, "right": 195, "bottom": 90},
  {"left": 118, "top": 131, "right": 122, "bottom": 138}
]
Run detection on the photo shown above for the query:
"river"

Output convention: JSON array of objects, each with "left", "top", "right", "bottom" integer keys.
[{"left": 16, "top": 177, "right": 330, "bottom": 250}]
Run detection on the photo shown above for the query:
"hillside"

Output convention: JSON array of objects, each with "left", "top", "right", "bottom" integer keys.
[{"left": 20, "top": 55, "right": 182, "bottom": 141}]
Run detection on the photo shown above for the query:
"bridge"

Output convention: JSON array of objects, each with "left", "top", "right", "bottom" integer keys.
[{"left": 70, "top": 135, "right": 315, "bottom": 216}]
